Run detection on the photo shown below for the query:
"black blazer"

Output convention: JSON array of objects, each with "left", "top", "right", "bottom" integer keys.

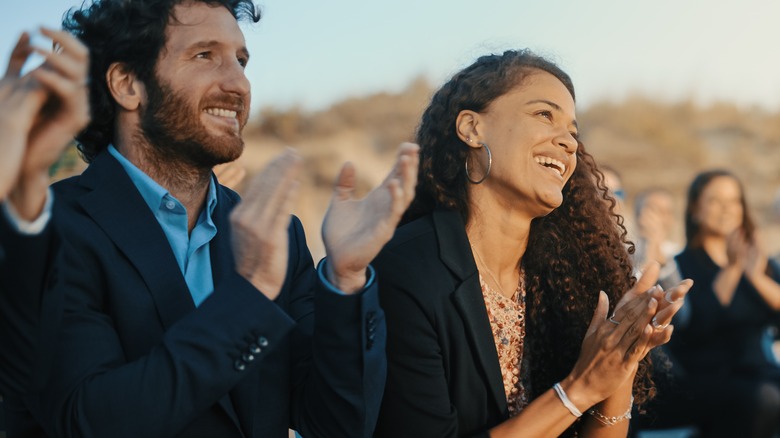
[
  {"left": 12, "top": 151, "right": 386, "bottom": 438},
  {"left": 373, "top": 210, "right": 508, "bottom": 438}
]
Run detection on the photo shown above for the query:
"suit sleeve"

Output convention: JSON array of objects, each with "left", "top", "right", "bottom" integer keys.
[
  {"left": 286, "top": 217, "right": 387, "bottom": 438},
  {"left": 0, "top": 206, "right": 61, "bottom": 396},
  {"left": 374, "top": 250, "right": 488, "bottom": 438}
]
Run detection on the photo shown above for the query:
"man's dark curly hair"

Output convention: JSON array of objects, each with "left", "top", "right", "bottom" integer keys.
[
  {"left": 62, "top": 0, "right": 260, "bottom": 162},
  {"left": 403, "top": 49, "right": 651, "bottom": 435}
]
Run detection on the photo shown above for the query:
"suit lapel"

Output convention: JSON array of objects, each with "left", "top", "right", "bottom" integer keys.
[
  {"left": 433, "top": 210, "right": 508, "bottom": 416},
  {"left": 209, "top": 183, "right": 236, "bottom": 287},
  {"left": 78, "top": 152, "right": 195, "bottom": 329}
]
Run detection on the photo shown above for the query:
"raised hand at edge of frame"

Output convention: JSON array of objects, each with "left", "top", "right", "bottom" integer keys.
[
  {"left": 0, "top": 32, "right": 47, "bottom": 202},
  {"left": 6, "top": 28, "right": 90, "bottom": 220}
]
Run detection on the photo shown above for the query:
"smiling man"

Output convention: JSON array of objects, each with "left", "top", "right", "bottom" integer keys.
[{"left": 7, "top": 0, "right": 419, "bottom": 437}]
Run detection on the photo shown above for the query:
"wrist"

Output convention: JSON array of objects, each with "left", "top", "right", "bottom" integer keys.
[
  {"left": 325, "top": 261, "right": 366, "bottom": 295},
  {"left": 559, "top": 375, "right": 597, "bottom": 414},
  {"left": 9, "top": 172, "right": 50, "bottom": 221}
]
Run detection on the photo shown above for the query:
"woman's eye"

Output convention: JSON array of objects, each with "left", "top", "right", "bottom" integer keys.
[
  {"left": 537, "top": 110, "right": 553, "bottom": 120},
  {"left": 238, "top": 56, "right": 248, "bottom": 68},
  {"left": 195, "top": 52, "right": 210, "bottom": 59}
]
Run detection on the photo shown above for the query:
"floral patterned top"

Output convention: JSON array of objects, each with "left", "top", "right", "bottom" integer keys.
[{"left": 479, "top": 273, "right": 529, "bottom": 416}]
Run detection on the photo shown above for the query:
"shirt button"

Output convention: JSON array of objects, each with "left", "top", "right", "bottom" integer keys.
[
  {"left": 248, "top": 344, "right": 261, "bottom": 354},
  {"left": 165, "top": 200, "right": 176, "bottom": 210},
  {"left": 257, "top": 336, "right": 269, "bottom": 347},
  {"left": 242, "top": 352, "right": 255, "bottom": 362},
  {"left": 234, "top": 359, "right": 246, "bottom": 371}
]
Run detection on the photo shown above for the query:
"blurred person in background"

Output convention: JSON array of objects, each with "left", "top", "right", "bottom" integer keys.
[
  {"left": 0, "top": 28, "right": 89, "bottom": 438},
  {"left": 662, "top": 170, "right": 780, "bottom": 438},
  {"left": 632, "top": 188, "right": 681, "bottom": 280},
  {"left": 0, "top": 28, "right": 89, "bottom": 400},
  {"left": 372, "top": 49, "right": 692, "bottom": 438}
]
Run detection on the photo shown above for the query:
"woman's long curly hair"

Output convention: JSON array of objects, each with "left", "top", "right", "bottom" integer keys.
[
  {"left": 63, "top": 0, "right": 260, "bottom": 162},
  {"left": 404, "top": 49, "right": 651, "bottom": 433}
]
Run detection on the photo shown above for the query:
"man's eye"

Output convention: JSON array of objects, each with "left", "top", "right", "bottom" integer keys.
[{"left": 195, "top": 52, "right": 210, "bottom": 59}]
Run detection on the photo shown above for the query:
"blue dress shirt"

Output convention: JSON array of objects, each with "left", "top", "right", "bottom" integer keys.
[{"left": 109, "top": 146, "right": 217, "bottom": 306}]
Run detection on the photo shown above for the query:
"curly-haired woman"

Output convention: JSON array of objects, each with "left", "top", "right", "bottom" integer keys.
[{"left": 372, "top": 50, "right": 693, "bottom": 437}]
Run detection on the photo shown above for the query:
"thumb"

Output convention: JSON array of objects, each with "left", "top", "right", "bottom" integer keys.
[
  {"left": 586, "top": 291, "right": 609, "bottom": 337},
  {"left": 332, "top": 161, "right": 356, "bottom": 202}
]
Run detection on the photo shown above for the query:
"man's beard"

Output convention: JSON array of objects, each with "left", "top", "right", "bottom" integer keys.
[{"left": 138, "top": 74, "right": 246, "bottom": 170}]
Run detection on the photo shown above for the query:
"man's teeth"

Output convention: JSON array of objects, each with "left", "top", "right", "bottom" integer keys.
[
  {"left": 534, "top": 156, "right": 566, "bottom": 176},
  {"left": 204, "top": 108, "right": 237, "bottom": 118}
]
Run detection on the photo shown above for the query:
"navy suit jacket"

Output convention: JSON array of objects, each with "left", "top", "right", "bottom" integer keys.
[{"left": 17, "top": 151, "right": 386, "bottom": 437}]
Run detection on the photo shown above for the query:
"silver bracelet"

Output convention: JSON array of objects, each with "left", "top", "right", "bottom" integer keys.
[
  {"left": 553, "top": 382, "right": 583, "bottom": 417},
  {"left": 587, "top": 395, "right": 634, "bottom": 426}
]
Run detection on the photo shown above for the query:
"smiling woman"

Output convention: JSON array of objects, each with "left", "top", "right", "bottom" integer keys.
[{"left": 372, "top": 49, "right": 694, "bottom": 437}]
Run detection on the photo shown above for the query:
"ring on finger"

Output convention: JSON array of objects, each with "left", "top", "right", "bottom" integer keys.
[
  {"left": 608, "top": 314, "right": 621, "bottom": 325},
  {"left": 651, "top": 316, "right": 669, "bottom": 331}
]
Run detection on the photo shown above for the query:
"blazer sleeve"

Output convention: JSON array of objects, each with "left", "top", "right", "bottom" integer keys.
[
  {"left": 374, "top": 250, "right": 489, "bottom": 438},
  {"left": 0, "top": 207, "right": 61, "bottom": 396},
  {"left": 286, "top": 217, "right": 387, "bottom": 438}
]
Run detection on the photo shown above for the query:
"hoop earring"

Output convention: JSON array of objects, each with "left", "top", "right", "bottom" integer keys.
[{"left": 465, "top": 142, "right": 492, "bottom": 184}]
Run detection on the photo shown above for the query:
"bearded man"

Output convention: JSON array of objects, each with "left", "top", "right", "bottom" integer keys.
[{"left": 8, "top": 0, "right": 418, "bottom": 436}]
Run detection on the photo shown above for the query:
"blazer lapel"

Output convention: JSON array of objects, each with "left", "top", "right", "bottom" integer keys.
[
  {"left": 433, "top": 209, "right": 508, "bottom": 416},
  {"left": 77, "top": 152, "right": 195, "bottom": 330}
]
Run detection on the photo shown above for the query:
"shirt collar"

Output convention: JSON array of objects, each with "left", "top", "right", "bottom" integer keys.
[{"left": 108, "top": 145, "right": 218, "bottom": 218}]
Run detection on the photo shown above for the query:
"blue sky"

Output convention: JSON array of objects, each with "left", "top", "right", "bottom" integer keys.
[{"left": 4, "top": 0, "right": 780, "bottom": 113}]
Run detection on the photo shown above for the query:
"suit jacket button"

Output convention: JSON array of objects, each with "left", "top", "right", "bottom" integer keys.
[
  {"left": 257, "top": 336, "right": 269, "bottom": 347},
  {"left": 234, "top": 359, "right": 246, "bottom": 371},
  {"left": 249, "top": 344, "right": 261, "bottom": 354}
]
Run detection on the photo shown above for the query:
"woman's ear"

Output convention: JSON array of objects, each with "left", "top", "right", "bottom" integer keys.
[
  {"left": 456, "top": 110, "right": 485, "bottom": 150},
  {"left": 106, "top": 62, "right": 145, "bottom": 111}
]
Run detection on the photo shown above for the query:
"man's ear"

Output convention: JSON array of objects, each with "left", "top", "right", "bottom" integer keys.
[
  {"left": 455, "top": 109, "right": 485, "bottom": 150},
  {"left": 106, "top": 62, "right": 145, "bottom": 111}
]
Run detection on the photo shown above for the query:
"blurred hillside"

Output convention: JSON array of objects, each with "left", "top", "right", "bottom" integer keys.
[{"left": 54, "top": 78, "right": 780, "bottom": 260}]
